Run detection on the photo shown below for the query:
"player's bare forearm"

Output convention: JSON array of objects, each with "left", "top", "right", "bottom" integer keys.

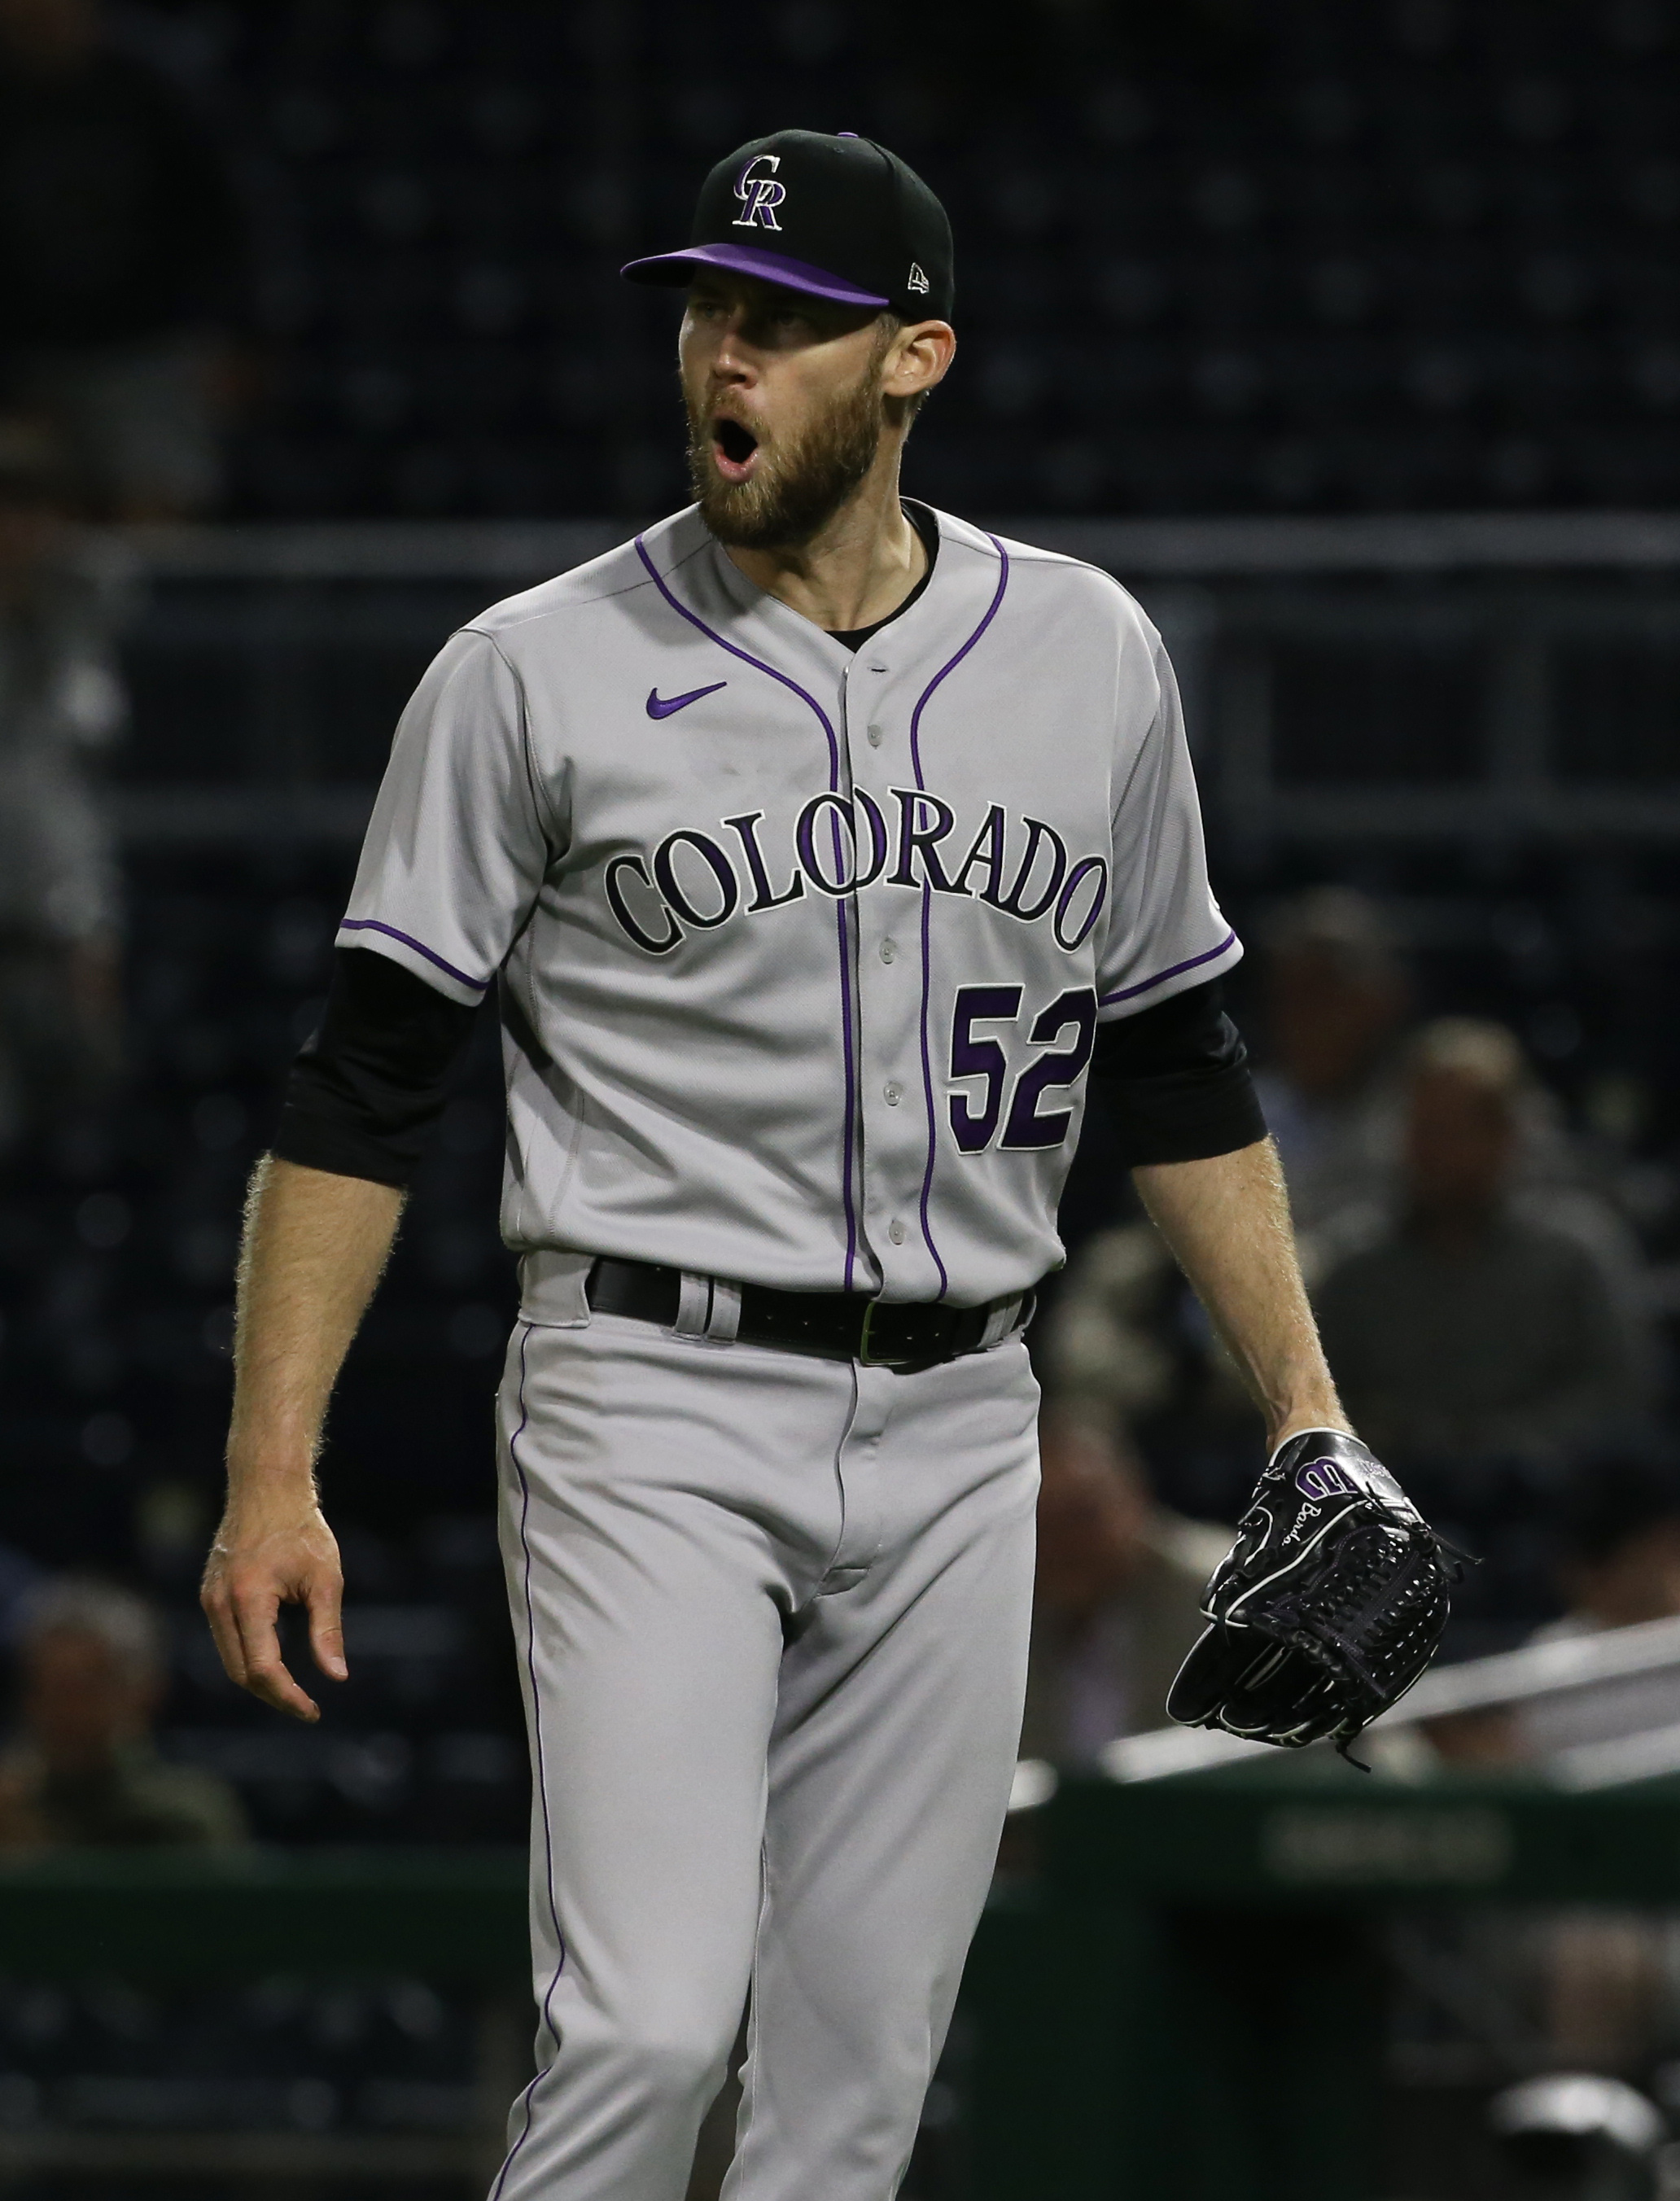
[
  {"left": 202, "top": 1157, "right": 405, "bottom": 1722},
  {"left": 225, "top": 1157, "right": 403, "bottom": 1472},
  {"left": 1132, "top": 1138, "right": 1348, "bottom": 1453}
]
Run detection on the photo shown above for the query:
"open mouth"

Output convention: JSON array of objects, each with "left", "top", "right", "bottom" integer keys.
[{"left": 711, "top": 416, "right": 759, "bottom": 484}]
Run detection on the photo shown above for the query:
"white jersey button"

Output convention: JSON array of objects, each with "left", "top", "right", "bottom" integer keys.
[
  {"left": 879, "top": 938, "right": 897, "bottom": 964},
  {"left": 884, "top": 1081, "right": 903, "bottom": 1106},
  {"left": 888, "top": 1219, "right": 907, "bottom": 1245},
  {"left": 866, "top": 724, "right": 883, "bottom": 746}
]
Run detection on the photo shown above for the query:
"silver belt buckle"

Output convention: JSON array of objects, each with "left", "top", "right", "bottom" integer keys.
[{"left": 857, "top": 1299, "right": 912, "bottom": 1368}]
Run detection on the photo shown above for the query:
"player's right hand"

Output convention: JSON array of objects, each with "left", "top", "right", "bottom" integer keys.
[{"left": 200, "top": 1492, "right": 347, "bottom": 1723}]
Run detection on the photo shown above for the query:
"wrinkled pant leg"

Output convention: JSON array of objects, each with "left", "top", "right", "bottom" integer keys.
[
  {"left": 492, "top": 1317, "right": 847, "bottom": 2201},
  {"left": 726, "top": 1342, "right": 1040, "bottom": 2201}
]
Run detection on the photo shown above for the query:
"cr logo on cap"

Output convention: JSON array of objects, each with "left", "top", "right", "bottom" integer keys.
[{"left": 733, "top": 154, "right": 786, "bottom": 232}]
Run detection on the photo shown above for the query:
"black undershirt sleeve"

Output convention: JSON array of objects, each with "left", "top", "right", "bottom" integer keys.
[
  {"left": 276, "top": 956, "right": 1262, "bottom": 1194},
  {"left": 1091, "top": 977, "right": 1268, "bottom": 1167},
  {"left": 272, "top": 948, "right": 482, "bottom": 1188}
]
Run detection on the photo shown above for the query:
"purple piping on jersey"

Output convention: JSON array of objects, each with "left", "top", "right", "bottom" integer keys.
[
  {"left": 833, "top": 899, "right": 858, "bottom": 1284},
  {"left": 912, "top": 885, "right": 949, "bottom": 1297},
  {"left": 905, "top": 539, "right": 1012, "bottom": 1300},
  {"left": 1099, "top": 928, "right": 1238, "bottom": 1007},
  {"left": 634, "top": 534, "right": 859, "bottom": 1288},
  {"left": 635, "top": 536, "right": 841, "bottom": 781},
  {"left": 490, "top": 1324, "right": 567, "bottom": 2200},
  {"left": 906, "top": 540, "right": 1011, "bottom": 790},
  {"left": 828, "top": 799, "right": 860, "bottom": 1292},
  {"left": 338, "top": 917, "right": 492, "bottom": 993}
]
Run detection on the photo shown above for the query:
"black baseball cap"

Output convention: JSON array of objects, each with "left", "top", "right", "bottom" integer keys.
[{"left": 622, "top": 129, "right": 954, "bottom": 322}]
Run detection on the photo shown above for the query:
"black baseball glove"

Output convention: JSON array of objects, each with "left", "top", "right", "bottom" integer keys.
[{"left": 1166, "top": 1429, "right": 1468, "bottom": 1759}]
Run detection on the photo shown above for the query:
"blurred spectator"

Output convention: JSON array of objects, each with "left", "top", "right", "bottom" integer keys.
[
  {"left": 1521, "top": 1459, "right": 1680, "bottom": 2070},
  {"left": 1315, "top": 1021, "right": 1653, "bottom": 1464},
  {"left": 0, "top": 412, "right": 125, "bottom": 1151},
  {"left": 0, "top": 1577, "right": 244, "bottom": 1847},
  {"left": 1042, "top": 887, "right": 1412, "bottom": 1468},
  {"left": 1254, "top": 890, "right": 1640, "bottom": 1296},
  {"left": 1039, "top": 1217, "right": 1205, "bottom": 1431},
  {"left": 1253, "top": 886, "right": 1413, "bottom": 1245},
  {"left": 0, "top": 0, "right": 244, "bottom": 518},
  {"left": 1403, "top": 1454, "right": 1680, "bottom": 2072},
  {"left": 1019, "top": 1409, "right": 1228, "bottom": 1764},
  {"left": 1535, "top": 1454, "right": 1680, "bottom": 1643},
  {"left": 1417, "top": 1455, "right": 1680, "bottom": 1771}
]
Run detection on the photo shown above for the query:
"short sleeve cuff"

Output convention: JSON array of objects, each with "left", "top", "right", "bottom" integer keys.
[
  {"left": 333, "top": 917, "right": 493, "bottom": 1009},
  {"left": 1098, "top": 928, "right": 1243, "bottom": 1022}
]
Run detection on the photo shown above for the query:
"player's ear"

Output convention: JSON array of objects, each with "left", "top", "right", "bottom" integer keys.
[{"left": 886, "top": 320, "right": 956, "bottom": 404}]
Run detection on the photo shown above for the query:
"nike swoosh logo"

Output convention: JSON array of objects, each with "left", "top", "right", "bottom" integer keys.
[{"left": 646, "top": 681, "right": 727, "bottom": 720}]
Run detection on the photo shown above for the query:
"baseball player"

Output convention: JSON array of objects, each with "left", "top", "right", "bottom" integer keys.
[{"left": 202, "top": 130, "right": 1383, "bottom": 2199}]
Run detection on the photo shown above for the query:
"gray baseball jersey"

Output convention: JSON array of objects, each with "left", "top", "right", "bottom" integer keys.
[{"left": 338, "top": 503, "right": 1239, "bottom": 1304}]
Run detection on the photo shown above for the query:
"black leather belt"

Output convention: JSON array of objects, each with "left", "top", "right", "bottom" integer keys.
[{"left": 585, "top": 1256, "right": 1034, "bottom": 1372}]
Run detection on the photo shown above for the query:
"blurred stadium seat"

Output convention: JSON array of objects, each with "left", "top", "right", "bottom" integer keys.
[{"left": 47, "top": 0, "right": 1654, "bottom": 523}]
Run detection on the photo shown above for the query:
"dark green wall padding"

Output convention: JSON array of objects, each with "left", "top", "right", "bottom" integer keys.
[{"left": 3, "top": 1761, "right": 1675, "bottom": 2200}]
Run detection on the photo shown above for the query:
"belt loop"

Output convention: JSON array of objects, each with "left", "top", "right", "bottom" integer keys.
[
  {"left": 673, "top": 1271, "right": 712, "bottom": 1337},
  {"left": 705, "top": 1280, "right": 742, "bottom": 1342},
  {"left": 980, "top": 1293, "right": 1026, "bottom": 1350},
  {"left": 674, "top": 1271, "right": 742, "bottom": 1345}
]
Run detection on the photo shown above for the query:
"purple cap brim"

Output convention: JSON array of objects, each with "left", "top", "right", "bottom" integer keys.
[{"left": 620, "top": 240, "right": 890, "bottom": 308}]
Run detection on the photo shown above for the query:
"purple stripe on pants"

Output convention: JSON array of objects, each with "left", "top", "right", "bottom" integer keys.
[{"left": 491, "top": 1324, "right": 567, "bottom": 2199}]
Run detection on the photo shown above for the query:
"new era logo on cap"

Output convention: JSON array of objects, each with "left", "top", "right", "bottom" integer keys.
[{"left": 908, "top": 262, "right": 929, "bottom": 294}]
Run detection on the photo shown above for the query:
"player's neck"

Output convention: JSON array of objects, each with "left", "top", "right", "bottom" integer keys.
[{"left": 723, "top": 448, "right": 925, "bottom": 637}]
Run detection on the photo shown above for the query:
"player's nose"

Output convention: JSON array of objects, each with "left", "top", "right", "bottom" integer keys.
[{"left": 711, "top": 327, "right": 758, "bottom": 379}]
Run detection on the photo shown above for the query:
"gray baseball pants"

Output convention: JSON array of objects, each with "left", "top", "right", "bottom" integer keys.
[{"left": 489, "top": 1304, "right": 1040, "bottom": 2201}]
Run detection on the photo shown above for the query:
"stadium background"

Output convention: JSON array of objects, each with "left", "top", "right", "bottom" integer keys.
[{"left": 3, "top": 2, "right": 1680, "bottom": 2196}]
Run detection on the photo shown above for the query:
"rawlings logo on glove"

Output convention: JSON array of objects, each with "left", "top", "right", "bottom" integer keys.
[{"left": 1166, "top": 1429, "right": 1469, "bottom": 1761}]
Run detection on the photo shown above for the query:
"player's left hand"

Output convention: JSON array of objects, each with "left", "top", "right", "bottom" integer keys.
[{"left": 1166, "top": 1428, "right": 1469, "bottom": 1758}]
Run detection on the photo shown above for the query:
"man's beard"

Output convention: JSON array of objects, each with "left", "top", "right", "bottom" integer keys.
[{"left": 685, "top": 357, "right": 887, "bottom": 551}]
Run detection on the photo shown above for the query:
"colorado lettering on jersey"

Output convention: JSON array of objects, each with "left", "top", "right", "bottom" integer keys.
[
  {"left": 604, "top": 788, "right": 1109, "bottom": 959},
  {"left": 341, "top": 505, "right": 1239, "bottom": 1299}
]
